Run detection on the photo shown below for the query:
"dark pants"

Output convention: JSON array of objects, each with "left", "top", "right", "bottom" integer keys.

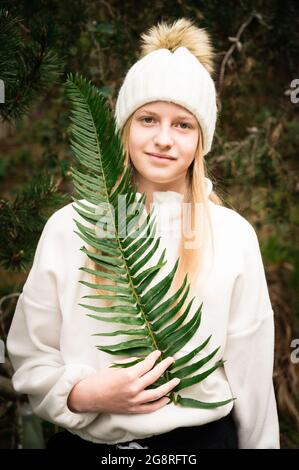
[{"left": 47, "top": 410, "right": 238, "bottom": 449}]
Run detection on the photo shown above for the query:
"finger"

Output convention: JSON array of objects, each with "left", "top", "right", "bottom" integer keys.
[
  {"left": 129, "top": 350, "right": 161, "bottom": 378},
  {"left": 137, "top": 355, "right": 175, "bottom": 389},
  {"left": 135, "top": 377, "right": 180, "bottom": 405},
  {"left": 130, "top": 396, "right": 171, "bottom": 414}
]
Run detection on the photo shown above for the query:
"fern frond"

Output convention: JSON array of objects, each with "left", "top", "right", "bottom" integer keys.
[{"left": 66, "top": 73, "right": 235, "bottom": 409}]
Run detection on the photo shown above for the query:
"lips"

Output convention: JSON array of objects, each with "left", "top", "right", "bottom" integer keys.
[{"left": 146, "top": 153, "right": 176, "bottom": 161}]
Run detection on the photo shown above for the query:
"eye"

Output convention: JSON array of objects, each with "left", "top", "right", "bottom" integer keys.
[
  {"left": 140, "top": 116, "right": 154, "bottom": 124},
  {"left": 177, "top": 122, "right": 192, "bottom": 129}
]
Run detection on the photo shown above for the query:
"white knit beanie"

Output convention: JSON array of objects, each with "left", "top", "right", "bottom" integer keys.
[{"left": 114, "top": 18, "right": 218, "bottom": 156}]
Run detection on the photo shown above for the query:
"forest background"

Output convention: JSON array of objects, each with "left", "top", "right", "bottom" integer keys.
[{"left": 0, "top": 0, "right": 298, "bottom": 449}]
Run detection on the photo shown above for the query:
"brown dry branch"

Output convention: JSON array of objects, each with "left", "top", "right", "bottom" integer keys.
[{"left": 217, "top": 12, "right": 265, "bottom": 110}]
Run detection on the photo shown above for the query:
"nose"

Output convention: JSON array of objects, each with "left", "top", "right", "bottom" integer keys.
[{"left": 153, "top": 124, "right": 174, "bottom": 148}]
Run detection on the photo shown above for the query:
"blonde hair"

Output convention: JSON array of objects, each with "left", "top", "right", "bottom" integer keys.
[{"left": 84, "top": 18, "right": 224, "bottom": 319}]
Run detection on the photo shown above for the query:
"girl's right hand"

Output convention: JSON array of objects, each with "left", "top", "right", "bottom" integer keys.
[{"left": 67, "top": 350, "right": 180, "bottom": 414}]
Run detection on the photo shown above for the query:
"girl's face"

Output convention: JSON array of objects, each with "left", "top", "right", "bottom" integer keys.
[{"left": 128, "top": 101, "right": 199, "bottom": 188}]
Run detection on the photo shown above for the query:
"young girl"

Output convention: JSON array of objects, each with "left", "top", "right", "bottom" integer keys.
[{"left": 7, "top": 18, "right": 280, "bottom": 449}]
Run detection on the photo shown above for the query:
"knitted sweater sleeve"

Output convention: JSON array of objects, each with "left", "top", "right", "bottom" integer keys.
[
  {"left": 7, "top": 209, "right": 98, "bottom": 429},
  {"left": 223, "top": 221, "right": 280, "bottom": 449}
]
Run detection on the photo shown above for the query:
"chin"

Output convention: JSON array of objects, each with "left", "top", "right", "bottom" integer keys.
[{"left": 141, "top": 172, "right": 175, "bottom": 185}]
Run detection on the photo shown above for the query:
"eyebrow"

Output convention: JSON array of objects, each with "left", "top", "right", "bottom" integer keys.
[{"left": 138, "top": 108, "right": 195, "bottom": 122}]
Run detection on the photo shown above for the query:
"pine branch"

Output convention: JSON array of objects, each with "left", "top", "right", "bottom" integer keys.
[
  {"left": 0, "top": 173, "right": 70, "bottom": 271},
  {"left": 0, "top": 9, "right": 64, "bottom": 123}
]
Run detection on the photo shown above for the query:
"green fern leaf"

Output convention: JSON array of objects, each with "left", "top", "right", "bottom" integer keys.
[{"left": 66, "top": 73, "right": 236, "bottom": 410}]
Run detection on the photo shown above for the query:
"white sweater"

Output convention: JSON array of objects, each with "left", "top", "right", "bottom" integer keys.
[{"left": 7, "top": 177, "right": 280, "bottom": 448}]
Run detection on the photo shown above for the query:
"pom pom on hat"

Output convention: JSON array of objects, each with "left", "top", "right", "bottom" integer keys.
[{"left": 139, "top": 17, "right": 216, "bottom": 76}]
